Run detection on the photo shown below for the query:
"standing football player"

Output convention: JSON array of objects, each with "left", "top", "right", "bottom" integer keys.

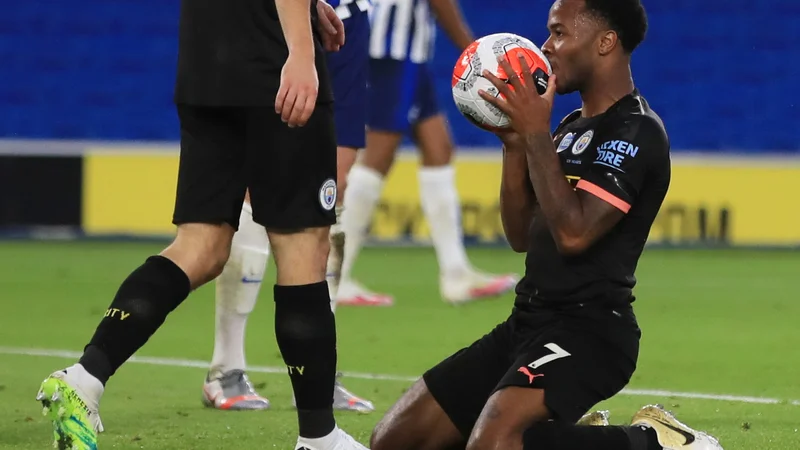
[
  {"left": 201, "top": 0, "right": 374, "bottom": 414},
  {"left": 370, "top": 1, "right": 724, "bottom": 450},
  {"left": 336, "top": 0, "right": 519, "bottom": 307},
  {"left": 35, "top": 1, "right": 369, "bottom": 449}
]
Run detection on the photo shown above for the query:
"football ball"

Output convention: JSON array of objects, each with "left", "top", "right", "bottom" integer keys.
[{"left": 451, "top": 33, "right": 552, "bottom": 131}]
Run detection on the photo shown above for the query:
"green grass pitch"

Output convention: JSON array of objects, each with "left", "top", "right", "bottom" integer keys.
[{"left": 0, "top": 241, "right": 799, "bottom": 449}]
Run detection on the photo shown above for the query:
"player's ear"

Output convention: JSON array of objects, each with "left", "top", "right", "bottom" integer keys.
[{"left": 597, "top": 30, "right": 617, "bottom": 56}]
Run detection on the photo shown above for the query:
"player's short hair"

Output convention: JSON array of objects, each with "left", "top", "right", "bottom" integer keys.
[{"left": 583, "top": 0, "right": 648, "bottom": 53}]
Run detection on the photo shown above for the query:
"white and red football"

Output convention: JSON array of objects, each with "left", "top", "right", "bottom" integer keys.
[{"left": 452, "top": 33, "right": 552, "bottom": 131}]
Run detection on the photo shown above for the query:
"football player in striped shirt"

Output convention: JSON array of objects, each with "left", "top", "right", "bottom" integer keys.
[{"left": 337, "top": 0, "right": 519, "bottom": 307}]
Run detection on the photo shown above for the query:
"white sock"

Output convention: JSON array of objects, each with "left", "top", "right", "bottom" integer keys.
[
  {"left": 418, "top": 165, "right": 471, "bottom": 277},
  {"left": 209, "top": 203, "right": 269, "bottom": 378},
  {"left": 340, "top": 165, "right": 384, "bottom": 283},
  {"left": 65, "top": 363, "right": 104, "bottom": 403},
  {"left": 63, "top": 364, "right": 105, "bottom": 431},
  {"left": 327, "top": 205, "right": 344, "bottom": 313},
  {"left": 296, "top": 426, "right": 340, "bottom": 449}
]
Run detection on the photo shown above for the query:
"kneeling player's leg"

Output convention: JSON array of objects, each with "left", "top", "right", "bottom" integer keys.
[
  {"left": 371, "top": 379, "right": 464, "bottom": 450},
  {"left": 37, "top": 105, "right": 247, "bottom": 449},
  {"left": 468, "top": 388, "right": 638, "bottom": 450},
  {"left": 204, "top": 191, "right": 271, "bottom": 410},
  {"left": 465, "top": 309, "right": 671, "bottom": 450},
  {"left": 470, "top": 390, "right": 722, "bottom": 450},
  {"left": 371, "top": 320, "right": 515, "bottom": 450}
]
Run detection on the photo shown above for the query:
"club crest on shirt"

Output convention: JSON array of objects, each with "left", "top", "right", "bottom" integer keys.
[
  {"left": 556, "top": 132, "right": 575, "bottom": 153},
  {"left": 571, "top": 129, "right": 594, "bottom": 155},
  {"left": 319, "top": 178, "right": 337, "bottom": 211}
]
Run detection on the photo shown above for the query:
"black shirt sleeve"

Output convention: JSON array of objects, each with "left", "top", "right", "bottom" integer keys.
[{"left": 576, "top": 117, "right": 668, "bottom": 213}]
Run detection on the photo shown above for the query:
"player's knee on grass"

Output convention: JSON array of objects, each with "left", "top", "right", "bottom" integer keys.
[
  {"left": 362, "top": 130, "right": 404, "bottom": 176},
  {"left": 268, "top": 227, "right": 330, "bottom": 286},
  {"left": 161, "top": 223, "right": 235, "bottom": 289},
  {"left": 413, "top": 114, "right": 455, "bottom": 167},
  {"left": 371, "top": 379, "right": 465, "bottom": 450},
  {"left": 466, "top": 387, "right": 551, "bottom": 450}
]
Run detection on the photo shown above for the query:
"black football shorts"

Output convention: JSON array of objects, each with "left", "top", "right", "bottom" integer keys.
[
  {"left": 422, "top": 300, "right": 641, "bottom": 438},
  {"left": 172, "top": 103, "right": 337, "bottom": 230}
]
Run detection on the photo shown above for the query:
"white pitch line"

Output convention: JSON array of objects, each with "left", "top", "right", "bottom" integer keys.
[{"left": 2, "top": 346, "right": 798, "bottom": 406}]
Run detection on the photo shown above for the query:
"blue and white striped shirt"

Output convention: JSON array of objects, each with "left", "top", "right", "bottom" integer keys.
[
  {"left": 368, "top": 0, "right": 436, "bottom": 63},
  {"left": 327, "top": 0, "right": 372, "bottom": 20}
]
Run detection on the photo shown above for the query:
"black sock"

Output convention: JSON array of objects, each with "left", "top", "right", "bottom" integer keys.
[
  {"left": 78, "top": 255, "right": 190, "bottom": 384},
  {"left": 625, "top": 425, "right": 663, "bottom": 450},
  {"left": 274, "top": 282, "right": 337, "bottom": 439},
  {"left": 523, "top": 422, "right": 641, "bottom": 450}
]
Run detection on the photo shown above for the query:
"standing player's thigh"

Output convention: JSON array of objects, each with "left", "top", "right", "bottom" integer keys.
[
  {"left": 173, "top": 105, "right": 248, "bottom": 229},
  {"left": 421, "top": 318, "right": 516, "bottom": 439},
  {"left": 243, "top": 105, "right": 337, "bottom": 230},
  {"left": 367, "top": 58, "right": 425, "bottom": 134},
  {"left": 493, "top": 311, "right": 640, "bottom": 423},
  {"left": 326, "top": 10, "right": 369, "bottom": 149}
]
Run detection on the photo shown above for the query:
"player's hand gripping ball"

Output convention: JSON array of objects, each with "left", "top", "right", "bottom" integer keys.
[{"left": 452, "top": 33, "right": 552, "bottom": 132}]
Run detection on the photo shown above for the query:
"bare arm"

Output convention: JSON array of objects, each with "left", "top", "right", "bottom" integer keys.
[
  {"left": 429, "top": 0, "right": 474, "bottom": 50},
  {"left": 523, "top": 132, "right": 623, "bottom": 255},
  {"left": 274, "top": 0, "right": 319, "bottom": 127},
  {"left": 499, "top": 144, "right": 537, "bottom": 252},
  {"left": 275, "top": 0, "right": 315, "bottom": 56},
  {"left": 477, "top": 56, "right": 632, "bottom": 256}
]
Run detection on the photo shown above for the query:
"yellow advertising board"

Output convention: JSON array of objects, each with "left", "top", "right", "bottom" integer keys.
[
  {"left": 647, "top": 159, "right": 800, "bottom": 245},
  {"left": 376, "top": 154, "right": 800, "bottom": 246},
  {"left": 82, "top": 148, "right": 800, "bottom": 247},
  {"left": 82, "top": 148, "right": 180, "bottom": 237}
]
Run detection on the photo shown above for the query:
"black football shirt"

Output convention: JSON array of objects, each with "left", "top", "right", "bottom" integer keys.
[
  {"left": 174, "top": 0, "right": 333, "bottom": 106},
  {"left": 516, "top": 90, "right": 671, "bottom": 305}
]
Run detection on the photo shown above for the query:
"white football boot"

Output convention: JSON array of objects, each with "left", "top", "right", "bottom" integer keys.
[
  {"left": 202, "top": 369, "right": 270, "bottom": 411},
  {"left": 577, "top": 410, "right": 611, "bottom": 426},
  {"left": 440, "top": 268, "right": 519, "bottom": 304},
  {"left": 291, "top": 373, "right": 374, "bottom": 413},
  {"left": 631, "top": 404, "right": 724, "bottom": 450},
  {"left": 336, "top": 279, "right": 394, "bottom": 307},
  {"left": 331, "top": 373, "right": 374, "bottom": 413}
]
